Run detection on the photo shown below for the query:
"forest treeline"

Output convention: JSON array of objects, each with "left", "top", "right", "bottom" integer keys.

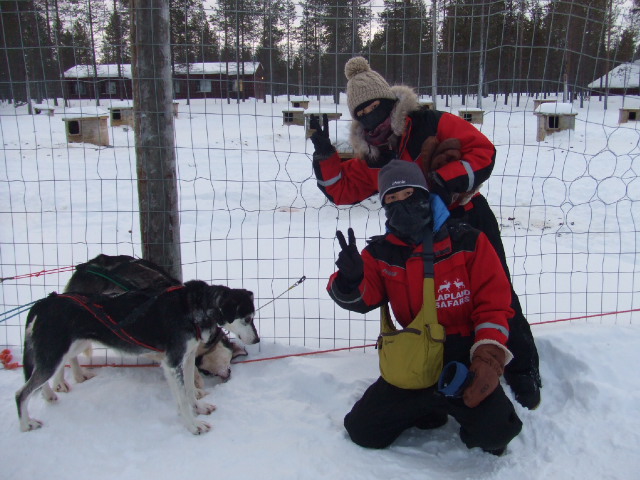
[{"left": 1, "top": 0, "right": 637, "bottom": 102}]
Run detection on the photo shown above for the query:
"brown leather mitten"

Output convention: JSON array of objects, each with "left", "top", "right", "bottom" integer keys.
[
  {"left": 418, "top": 136, "right": 440, "bottom": 176},
  {"left": 463, "top": 344, "right": 506, "bottom": 408},
  {"left": 431, "top": 138, "right": 462, "bottom": 171}
]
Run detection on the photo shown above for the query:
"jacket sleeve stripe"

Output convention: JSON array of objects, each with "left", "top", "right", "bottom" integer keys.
[
  {"left": 462, "top": 160, "right": 475, "bottom": 192},
  {"left": 329, "top": 281, "right": 364, "bottom": 305},
  {"left": 317, "top": 172, "right": 342, "bottom": 187},
  {"left": 475, "top": 321, "right": 509, "bottom": 338}
]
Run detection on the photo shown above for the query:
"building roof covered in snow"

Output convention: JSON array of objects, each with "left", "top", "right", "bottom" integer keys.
[
  {"left": 534, "top": 103, "right": 577, "bottom": 115},
  {"left": 63, "top": 62, "right": 262, "bottom": 79},
  {"left": 588, "top": 60, "right": 640, "bottom": 89}
]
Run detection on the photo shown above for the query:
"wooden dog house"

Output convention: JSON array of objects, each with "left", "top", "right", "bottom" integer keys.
[
  {"left": 619, "top": 107, "right": 640, "bottom": 124},
  {"left": 290, "top": 96, "right": 310, "bottom": 109},
  {"left": 61, "top": 108, "right": 110, "bottom": 146},
  {"left": 533, "top": 98, "right": 557, "bottom": 111},
  {"left": 33, "top": 102, "right": 56, "bottom": 116},
  {"left": 534, "top": 103, "right": 577, "bottom": 142},
  {"left": 458, "top": 108, "right": 484, "bottom": 124},
  {"left": 109, "top": 105, "right": 134, "bottom": 127},
  {"left": 282, "top": 108, "right": 305, "bottom": 126}
]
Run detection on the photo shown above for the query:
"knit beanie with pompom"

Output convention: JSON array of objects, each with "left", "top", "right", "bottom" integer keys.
[{"left": 345, "top": 57, "right": 397, "bottom": 119}]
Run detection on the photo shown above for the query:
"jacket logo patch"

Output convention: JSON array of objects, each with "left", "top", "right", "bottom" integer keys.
[
  {"left": 382, "top": 269, "right": 397, "bottom": 277},
  {"left": 437, "top": 278, "right": 470, "bottom": 308}
]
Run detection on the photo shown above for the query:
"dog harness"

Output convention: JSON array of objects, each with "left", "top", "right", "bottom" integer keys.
[{"left": 57, "top": 293, "right": 164, "bottom": 352}]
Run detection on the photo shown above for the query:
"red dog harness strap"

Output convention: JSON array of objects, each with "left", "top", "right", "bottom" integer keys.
[{"left": 58, "top": 293, "right": 164, "bottom": 352}]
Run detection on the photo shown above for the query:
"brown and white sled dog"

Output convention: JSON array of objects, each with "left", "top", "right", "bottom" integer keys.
[
  {"left": 16, "top": 280, "right": 258, "bottom": 434},
  {"left": 52, "top": 254, "right": 249, "bottom": 397}
]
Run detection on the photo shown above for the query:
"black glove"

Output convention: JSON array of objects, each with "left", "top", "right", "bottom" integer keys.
[
  {"left": 309, "top": 114, "right": 336, "bottom": 156},
  {"left": 335, "top": 228, "right": 364, "bottom": 290},
  {"left": 428, "top": 171, "right": 452, "bottom": 206}
]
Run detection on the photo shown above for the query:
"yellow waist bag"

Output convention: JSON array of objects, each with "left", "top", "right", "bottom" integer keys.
[{"left": 376, "top": 230, "right": 445, "bottom": 389}]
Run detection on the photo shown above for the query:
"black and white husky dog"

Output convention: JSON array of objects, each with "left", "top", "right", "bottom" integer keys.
[
  {"left": 16, "top": 280, "right": 257, "bottom": 434},
  {"left": 52, "top": 254, "right": 249, "bottom": 397}
]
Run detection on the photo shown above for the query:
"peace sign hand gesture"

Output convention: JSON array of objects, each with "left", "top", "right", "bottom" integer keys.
[{"left": 335, "top": 228, "right": 364, "bottom": 287}]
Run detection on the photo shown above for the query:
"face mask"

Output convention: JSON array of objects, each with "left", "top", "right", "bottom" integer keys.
[
  {"left": 359, "top": 105, "right": 392, "bottom": 131},
  {"left": 384, "top": 193, "right": 432, "bottom": 242},
  {"left": 356, "top": 98, "right": 396, "bottom": 131},
  {"left": 365, "top": 115, "right": 394, "bottom": 147}
]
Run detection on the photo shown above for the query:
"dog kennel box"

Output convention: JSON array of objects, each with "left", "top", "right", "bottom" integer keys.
[
  {"left": 533, "top": 98, "right": 557, "bottom": 111},
  {"left": 534, "top": 103, "right": 577, "bottom": 142},
  {"left": 33, "top": 102, "right": 56, "bottom": 116},
  {"left": 619, "top": 107, "right": 640, "bottom": 124},
  {"left": 61, "top": 108, "right": 110, "bottom": 147},
  {"left": 282, "top": 108, "right": 306, "bottom": 126},
  {"left": 109, "top": 105, "right": 134, "bottom": 127},
  {"left": 290, "top": 96, "right": 310, "bottom": 109},
  {"left": 458, "top": 108, "right": 484, "bottom": 125},
  {"left": 419, "top": 100, "right": 434, "bottom": 110}
]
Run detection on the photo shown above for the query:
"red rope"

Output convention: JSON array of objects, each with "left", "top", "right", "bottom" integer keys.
[
  {"left": 533, "top": 307, "right": 640, "bottom": 325},
  {"left": 234, "top": 344, "right": 377, "bottom": 364},
  {"left": 2, "top": 308, "right": 639, "bottom": 370},
  {"left": 0, "top": 266, "right": 76, "bottom": 283}
]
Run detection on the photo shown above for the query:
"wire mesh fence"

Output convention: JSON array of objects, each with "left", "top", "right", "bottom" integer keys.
[{"left": 1, "top": 0, "right": 639, "bottom": 358}]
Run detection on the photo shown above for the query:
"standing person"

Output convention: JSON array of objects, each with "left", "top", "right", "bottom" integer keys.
[
  {"left": 309, "top": 56, "right": 541, "bottom": 410},
  {"left": 327, "top": 159, "right": 522, "bottom": 455}
]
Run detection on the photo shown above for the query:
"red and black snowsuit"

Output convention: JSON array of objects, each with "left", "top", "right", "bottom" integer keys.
[
  {"left": 327, "top": 220, "right": 522, "bottom": 452},
  {"left": 313, "top": 86, "right": 539, "bottom": 388},
  {"left": 327, "top": 223, "right": 512, "bottom": 350}
]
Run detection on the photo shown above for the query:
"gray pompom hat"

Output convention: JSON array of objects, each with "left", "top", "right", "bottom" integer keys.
[
  {"left": 378, "top": 160, "right": 429, "bottom": 204},
  {"left": 345, "top": 57, "right": 397, "bottom": 118}
]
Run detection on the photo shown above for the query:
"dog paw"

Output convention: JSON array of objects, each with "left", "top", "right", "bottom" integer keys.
[
  {"left": 54, "top": 380, "right": 71, "bottom": 393},
  {"left": 195, "top": 388, "right": 208, "bottom": 400},
  {"left": 42, "top": 385, "right": 59, "bottom": 403},
  {"left": 74, "top": 370, "right": 96, "bottom": 383},
  {"left": 195, "top": 401, "right": 216, "bottom": 415},
  {"left": 189, "top": 420, "right": 211, "bottom": 435},
  {"left": 20, "top": 418, "right": 43, "bottom": 431}
]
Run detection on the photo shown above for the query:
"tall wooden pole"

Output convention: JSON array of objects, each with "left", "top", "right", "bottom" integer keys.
[{"left": 130, "top": 0, "right": 183, "bottom": 281}]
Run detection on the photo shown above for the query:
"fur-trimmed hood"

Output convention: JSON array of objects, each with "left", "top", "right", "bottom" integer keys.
[{"left": 349, "top": 85, "right": 419, "bottom": 160}]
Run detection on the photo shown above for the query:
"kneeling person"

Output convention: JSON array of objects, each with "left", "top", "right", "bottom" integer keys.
[{"left": 327, "top": 160, "right": 522, "bottom": 455}]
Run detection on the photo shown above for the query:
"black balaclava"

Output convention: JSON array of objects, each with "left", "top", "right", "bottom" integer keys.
[
  {"left": 355, "top": 98, "right": 397, "bottom": 132},
  {"left": 383, "top": 189, "right": 433, "bottom": 245}
]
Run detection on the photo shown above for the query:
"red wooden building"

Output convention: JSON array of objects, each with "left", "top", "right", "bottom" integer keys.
[{"left": 63, "top": 62, "right": 266, "bottom": 101}]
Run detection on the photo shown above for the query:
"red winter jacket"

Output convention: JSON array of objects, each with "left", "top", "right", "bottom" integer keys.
[
  {"left": 327, "top": 221, "right": 513, "bottom": 354},
  {"left": 313, "top": 109, "right": 495, "bottom": 210}
]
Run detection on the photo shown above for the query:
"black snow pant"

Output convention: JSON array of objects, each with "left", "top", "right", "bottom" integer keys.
[
  {"left": 344, "top": 376, "right": 522, "bottom": 452},
  {"left": 450, "top": 194, "right": 540, "bottom": 378}
]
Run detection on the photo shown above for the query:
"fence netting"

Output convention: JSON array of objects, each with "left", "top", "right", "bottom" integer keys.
[{"left": 1, "top": 0, "right": 639, "bottom": 361}]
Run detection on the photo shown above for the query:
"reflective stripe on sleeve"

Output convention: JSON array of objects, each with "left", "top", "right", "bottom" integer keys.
[
  {"left": 317, "top": 172, "right": 342, "bottom": 187},
  {"left": 462, "top": 160, "right": 475, "bottom": 192},
  {"left": 475, "top": 321, "right": 509, "bottom": 338}
]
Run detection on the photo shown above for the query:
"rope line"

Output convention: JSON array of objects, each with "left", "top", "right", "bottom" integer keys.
[
  {"left": 0, "top": 266, "right": 76, "bottom": 283},
  {"left": 2, "top": 307, "right": 638, "bottom": 371}
]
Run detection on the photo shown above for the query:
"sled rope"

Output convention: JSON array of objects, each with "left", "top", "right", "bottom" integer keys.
[
  {"left": 0, "top": 265, "right": 76, "bottom": 283},
  {"left": 2, "top": 303, "right": 639, "bottom": 372},
  {"left": 256, "top": 276, "right": 306, "bottom": 312}
]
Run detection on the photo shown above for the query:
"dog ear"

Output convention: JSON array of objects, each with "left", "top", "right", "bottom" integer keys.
[{"left": 210, "top": 285, "right": 235, "bottom": 324}]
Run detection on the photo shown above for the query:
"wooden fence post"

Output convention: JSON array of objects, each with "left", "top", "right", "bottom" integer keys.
[{"left": 130, "top": 0, "right": 182, "bottom": 281}]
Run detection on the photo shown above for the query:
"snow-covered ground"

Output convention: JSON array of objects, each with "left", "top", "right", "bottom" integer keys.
[{"left": 1, "top": 93, "right": 639, "bottom": 479}]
